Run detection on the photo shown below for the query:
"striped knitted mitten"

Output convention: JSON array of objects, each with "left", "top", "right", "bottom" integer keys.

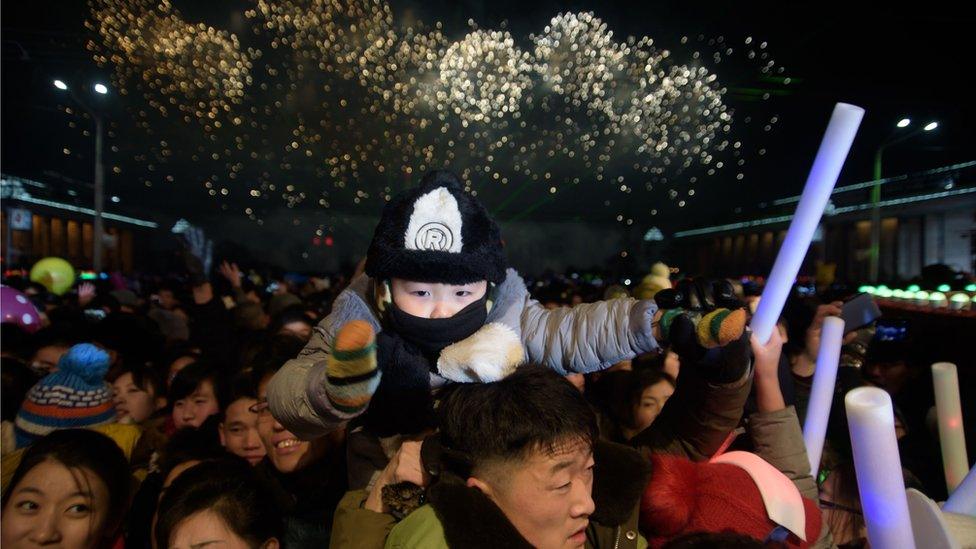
[{"left": 324, "top": 320, "right": 381, "bottom": 415}]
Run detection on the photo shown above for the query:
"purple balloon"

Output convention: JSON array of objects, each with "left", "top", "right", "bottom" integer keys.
[{"left": 1, "top": 285, "right": 42, "bottom": 333}]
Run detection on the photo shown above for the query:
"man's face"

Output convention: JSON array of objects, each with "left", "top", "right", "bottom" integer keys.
[
  {"left": 256, "top": 376, "right": 326, "bottom": 474},
  {"left": 219, "top": 397, "right": 267, "bottom": 466},
  {"left": 390, "top": 279, "right": 487, "bottom": 319},
  {"left": 473, "top": 439, "right": 595, "bottom": 549}
]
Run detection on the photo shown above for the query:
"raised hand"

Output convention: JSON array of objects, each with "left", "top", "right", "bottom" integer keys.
[
  {"left": 77, "top": 282, "right": 96, "bottom": 308},
  {"left": 364, "top": 439, "right": 428, "bottom": 514},
  {"left": 654, "top": 277, "right": 747, "bottom": 354},
  {"left": 751, "top": 325, "right": 785, "bottom": 380},
  {"left": 804, "top": 302, "right": 843, "bottom": 362},
  {"left": 751, "top": 327, "right": 786, "bottom": 412},
  {"left": 218, "top": 261, "right": 243, "bottom": 289},
  {"left": 184, "top": 226, "right": 213, "bottom": 276}
]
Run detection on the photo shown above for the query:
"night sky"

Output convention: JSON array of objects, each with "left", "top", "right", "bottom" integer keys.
[{"left": 3, "top": 1, "right": 973, "bottom": 238}]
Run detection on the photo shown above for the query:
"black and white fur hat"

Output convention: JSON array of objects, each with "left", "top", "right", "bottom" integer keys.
[{"left": 364, "top": 170, "right": 507, "bottom": 285}]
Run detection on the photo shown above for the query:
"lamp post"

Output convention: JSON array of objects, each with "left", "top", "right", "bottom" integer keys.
[
  {"left": 53, "top": 79, "right": 109, "bottom": 272},
  {"left": 868, "top": 118, "right": 938, "bottom": 282}
]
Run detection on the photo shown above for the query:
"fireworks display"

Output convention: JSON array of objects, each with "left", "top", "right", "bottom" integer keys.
[
  {"left": 439, "top": 29, "right": 532, "bottom": 124},
  {"left": 78, "top": 0, "right": 786, "bottom": 228}
]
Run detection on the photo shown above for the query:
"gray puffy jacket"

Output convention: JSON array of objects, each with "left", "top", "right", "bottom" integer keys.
[{"left": 268, "top": 269, "right": 660, "bottom": 440}]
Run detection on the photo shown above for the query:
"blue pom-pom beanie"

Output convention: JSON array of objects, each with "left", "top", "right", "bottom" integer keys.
[{"left": 14, "top": 343, "right": 116, "bottom": 448}]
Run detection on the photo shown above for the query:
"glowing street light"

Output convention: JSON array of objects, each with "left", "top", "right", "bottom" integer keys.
[
  {"left": 51, "top": 77, "right": 110, "bottom": 272},
  {"left": 869, "top": 117, "right": 940, "bottom": 281}
]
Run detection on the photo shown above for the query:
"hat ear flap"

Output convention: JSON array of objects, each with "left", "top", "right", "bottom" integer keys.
[{"left": 375, "top": 280, "right": 393, "bottom": 313}]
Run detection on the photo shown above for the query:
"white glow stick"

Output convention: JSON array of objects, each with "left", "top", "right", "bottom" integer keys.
[
  {"left": 750, "top": 103, "right": 864, "bottom": 344},
  {"left": 943, "top": 464, "right": 976, "bottom": 516},
  {"left": 803, "top": 316, "right": 845, "bottom": 477},
  {"left": 932, "top": 362, "right": 969, "bottom": 492},
  {"left": 846, "top": 387, "right": 916, "bottom": 549}
]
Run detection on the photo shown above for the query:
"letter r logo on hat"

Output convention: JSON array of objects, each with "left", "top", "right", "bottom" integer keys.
[
  {"left": 404, "top": 188, "right": 464, "bottom": 253},
  {"left": 415, "top": 222, "right": 453, "bottom": 251}
]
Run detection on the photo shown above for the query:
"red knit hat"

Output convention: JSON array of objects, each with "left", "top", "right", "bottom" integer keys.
[{"left": 640, "top": 453, "right": 822, "bottom": 548}]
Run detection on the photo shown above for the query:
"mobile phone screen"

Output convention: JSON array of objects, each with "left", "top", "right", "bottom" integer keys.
[{"left": 874, "top": 319, "right": 909, "bottom": 342}]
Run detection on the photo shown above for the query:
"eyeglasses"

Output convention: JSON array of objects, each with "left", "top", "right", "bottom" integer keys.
[{"left": 248, "top": 399, "right": 274, "bottom": 422}]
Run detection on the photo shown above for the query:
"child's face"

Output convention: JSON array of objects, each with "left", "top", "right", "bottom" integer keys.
[{"left": 391, "top": 279, "right": 488, "bottom": 319}]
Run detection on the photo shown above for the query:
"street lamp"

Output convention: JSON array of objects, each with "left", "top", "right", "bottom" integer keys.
[
  {"left": 53, "top": 78, "right": 108, "bottom": 272},
  {"left": 868, "top": 117, "right": 939, "bottom": 282}
]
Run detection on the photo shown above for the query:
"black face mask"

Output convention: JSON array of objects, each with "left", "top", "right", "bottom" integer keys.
[{"left": 386, "top": 293, "right": 488, "bottom": 362}]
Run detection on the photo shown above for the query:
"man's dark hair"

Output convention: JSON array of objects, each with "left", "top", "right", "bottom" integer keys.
[
  {"left": 155, "top": 458, "right": 282, "bottom": 549},
  {"left": 436, "top": 365, "right": 598, "bottom": 475},
  {"left": 216, "top": 369, "right": 260, "bottom": 417},
  {"left": 239, "top": 332, "right": 305, "bottom": 374}
]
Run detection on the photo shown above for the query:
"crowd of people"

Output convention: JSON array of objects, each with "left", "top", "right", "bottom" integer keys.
[{"left": 0, "top": 171, "right": 967, "bottom": 548}]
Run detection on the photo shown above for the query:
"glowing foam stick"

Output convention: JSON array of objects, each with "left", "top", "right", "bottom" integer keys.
[
  {"left": 803, "top": 316, "right": 845, "bottom": 478},
  {"left": 932, "top": 362, "right": 969, "bottom": 492},
  {"left": 943, "top": 464, "right": 976, "bottom": 516},
  {"left": 750, "top": 103, "right": 864, "bottom": 344},
  {"left": 846, "top": 387, "right": 916, "bottom": 549}
]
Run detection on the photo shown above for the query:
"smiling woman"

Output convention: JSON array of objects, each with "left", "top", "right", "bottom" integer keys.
[{"left": 0, "top": 429, "right": 131, "bottom": 549}]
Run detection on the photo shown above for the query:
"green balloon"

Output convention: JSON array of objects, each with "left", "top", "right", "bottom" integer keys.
[{"left": 30, "top": 257, "right": 76, "bottom": 296}]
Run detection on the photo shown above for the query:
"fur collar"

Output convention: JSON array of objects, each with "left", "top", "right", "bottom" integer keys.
[
  {"left": 437, "top": 322, "right": 525, "bottom": 382},
  {"left": 427, "top": 441, "right": 651, "bottom": 548}
]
